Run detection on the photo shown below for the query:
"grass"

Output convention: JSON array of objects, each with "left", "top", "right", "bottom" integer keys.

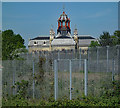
[{"left": 57, "top": 71, "right": 119, "bottom": 97}]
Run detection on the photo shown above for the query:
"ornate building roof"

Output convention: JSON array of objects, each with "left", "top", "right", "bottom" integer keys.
[
  {"left": 50, "top": 11, "right": 75, "bottom": 46},
  {"left": 57, "top": 11, "right": 71, "bottom": 34},
  {"left": 28, "top": 9, "right": 96, "bottom": 52}
]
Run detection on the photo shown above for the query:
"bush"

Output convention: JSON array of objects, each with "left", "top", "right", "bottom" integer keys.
[
  {"left": 15, "top": 80, "right": 29, "bottom": 98},
  {"left": 2, "top": 80, "right": 120, "bottom": 107}
]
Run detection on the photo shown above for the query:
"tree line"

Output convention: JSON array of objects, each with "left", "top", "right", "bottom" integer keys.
[{"left": 89, "top": 30, "right": 120, "bottom": 47}]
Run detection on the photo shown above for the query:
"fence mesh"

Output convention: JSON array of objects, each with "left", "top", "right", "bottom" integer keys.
[{"left": 2, "top": 45, "right": 120, "bottom": 100}]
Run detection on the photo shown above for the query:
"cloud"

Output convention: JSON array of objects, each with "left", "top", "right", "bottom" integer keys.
[{"left": 87, "top": 9, "right": 112, "bottom": 18}]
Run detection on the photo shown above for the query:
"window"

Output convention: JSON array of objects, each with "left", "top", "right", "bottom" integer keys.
[
  {"left": 34, "top": 41, "right": 37, "bottom": 44},
  {"left": 43, "top": 41, "right": 46, "bottom": 44}
]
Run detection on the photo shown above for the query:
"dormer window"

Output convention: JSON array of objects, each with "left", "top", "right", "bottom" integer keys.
[{"left": 34, "top": 41, "right": 37, "bottom": 45}]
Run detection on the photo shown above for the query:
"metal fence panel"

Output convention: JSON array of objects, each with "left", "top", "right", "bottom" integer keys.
[{"left": 2, "top": 45, "right": 120, "bottom": 100}]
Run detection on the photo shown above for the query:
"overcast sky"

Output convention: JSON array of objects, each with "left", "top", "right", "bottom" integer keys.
[{"left": 2, "top": 2, "right": 118, "bottom": 48}]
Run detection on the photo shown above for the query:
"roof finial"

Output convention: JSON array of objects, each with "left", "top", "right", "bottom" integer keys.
[
  {"left": 75, "top": 24, "right": 77, "bottom": 30},
  {"left": 63, "top": 4, "right": 65, "bottom": 12},
  {"left": 51, "top": 24, "right": 54, "bottom": 30}
]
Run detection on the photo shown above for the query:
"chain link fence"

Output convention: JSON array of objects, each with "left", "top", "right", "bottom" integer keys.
[{"left": 2, "top": 45, "right": 120, "bottom": 100}]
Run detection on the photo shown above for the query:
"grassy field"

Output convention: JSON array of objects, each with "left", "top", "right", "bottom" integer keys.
[{"left": 57, "top": 71, "right": 119, "bottom": 97}]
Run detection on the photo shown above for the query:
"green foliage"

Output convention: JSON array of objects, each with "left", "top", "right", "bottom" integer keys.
[
  {"left": 15, "top": 80, "right": 29, "bottom": 98},
  {"left": 89, "top": 41, "right": 100, "bottom": 47},
  {"left": 2, "top": 96, "right": 28, "bottom": 106},
  {"left": 34, "top": 56, "right": 46, "bottom": 84},
  {"left": 2, "top": 94, "right": 120, "bottom": 107},
  {"left": 0, "top": 30, "right": 2, "bottom": 59},
  {"left": 114, "top": 30, "right": 120, "bottom": 44},
  {"left": 10, "top": 48, "right": 28, "bottom": 60},
  {"left": 111, "top": 35, "right": 118, "bottom": 46},
  {"left": 99, "top": 31, "right": 112, "bottom": 46},
  {"left": 38, "top": 56, "right": 46, "bottom": 68},
  {"left": 106, "top": 81, "right": 120, "bottom": 97},
  {"left": 90, "top": 30, "right": 120, "bottom": 47},
  {"left": 2, "top": 81, "right": 120, "bottom": 107},
  {"left": 2, "top": 29, "right": 26, "bottom": 60}
]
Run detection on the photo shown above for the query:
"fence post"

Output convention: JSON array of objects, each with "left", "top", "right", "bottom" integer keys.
[
  {"left": 33, "top": 60, "right": 35, "bottom": 99},
  {"left": 54, "top": 60, "right": 58, "bottom": 100},
  {"left": 112, "top": 59, "right": 115, "bottom": 81},
  {"left": 96, "top": 46, "right": 99, "bottom": 72},
  {"left": 58, "top": 51, "right": 60, "bottom": 60},
  {"left": 79, "top": 48, "right": 81, "bottom": 60},
  {"left": 79, "top": 48, "right": 82, "bottom": 71},
  {"left": 27, "top": 52, "right": 28, "bottom": 60},
  {"left": 72, "top": 50, "right": 74, "bottom": 59},
  {"left": 87, "top": 47, "right": 89, "bottom": 70},
  {"left": 107, "top": 46, "right": 109, "bottom": 72},
  {"left": 69, "top": 60, "right": 72, "bottom": 100},
  {"left": 84, "top": 59, "right": 88, "bottom": 96}
]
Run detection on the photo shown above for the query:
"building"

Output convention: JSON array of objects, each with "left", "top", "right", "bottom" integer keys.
[{"left": 28, "top": 11, "right": 96, "bottom": 53}]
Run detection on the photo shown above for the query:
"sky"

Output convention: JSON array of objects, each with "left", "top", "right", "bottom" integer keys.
[{"left": 2, "top": 2, "right": 118, "bottom": 48}]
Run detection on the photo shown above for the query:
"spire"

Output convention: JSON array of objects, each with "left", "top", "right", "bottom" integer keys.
[
  {"left": 74, "top": 24, "right": 78, "bottom": 36},
  {"left": 63, "top": 4, "right": 65, "bottom": 13},
  {"left": 51, "top": 24, "right": 54, "bottom": 30},
  {"left": 75, "top": 24, "right": 77, "bottom": 30},
  {"left": 74, "top": 24, "right": 79, "bottom": 50}
]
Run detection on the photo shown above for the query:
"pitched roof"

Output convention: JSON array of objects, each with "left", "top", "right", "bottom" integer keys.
[
  {"left": 78, "top": 35, "right": 95, "bottom": 39},
  {"left": 31, "top": 37, "right": 50, "bottom": 40}
]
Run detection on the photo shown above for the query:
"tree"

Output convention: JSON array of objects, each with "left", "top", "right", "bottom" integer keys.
[
  {"left": 0, "top": 30, "right": 2, "bottom": 59},
  {"left": 90, "top": 30, "right": 120, "bottom": 47},
  {"left": 114, "top": 30, "right": 120, "bottom": 75},
  {"left": 110, "top": 35, "right": 118, "bottom": 46},
  {"left": 89, "top": 41, "right": 100, "bottom": 47},
  {"left": 114, "top": 30, "right": 120, "bottom": 44},
  {"left": 2, "top": 29, "right": 26, "bottom": 60},
  {"left": 99, "top": 31, "right": 112, "bottom": 46}
]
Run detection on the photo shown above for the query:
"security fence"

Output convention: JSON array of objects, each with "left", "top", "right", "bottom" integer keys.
[
  {"left": 2, "top": 58, "right": 54, "bottom": 99},
  {"left": 54, "top": 58, "right": 119, "bottom": 100},
  {"left": 2, "top": 45, "right": 120, "bottom": 100}
]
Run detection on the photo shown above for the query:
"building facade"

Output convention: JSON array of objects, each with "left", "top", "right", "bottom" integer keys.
[{"left": 28, "top": 11, "right": 96, "bottom": 53}]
